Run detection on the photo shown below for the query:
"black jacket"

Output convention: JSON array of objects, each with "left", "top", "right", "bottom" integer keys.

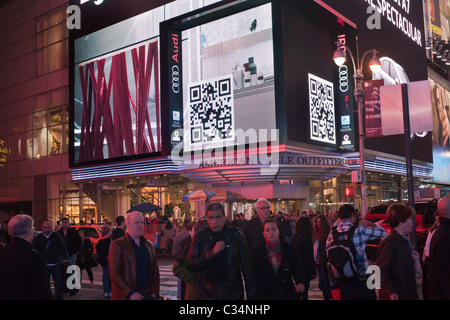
[
  {"left": 58, "top": 227, "right": 81, "bottom": 256},
  {"left": 0, "top": 237, "right": 53, "bottom": 300},
  {"left": 96, "top": 236, "right": 111, "bottom": 267},
  {"left": 187, "top": 225, "right": 256, "bottom": 300},
  {"left": 251, "top": 240, "right": 306, "bottom": 300},
  {"left": 243, "top": 216, "right": 265, "bottom": 253},
  {"left": 77, "top": 237, "right": 97, "bottom": 268},
  {"left": 376, "top": 229, "right": 419, "bottom": 300},
  {"left": 111, "top": 227, "right": 126, "bottom": 240},
  {"left": 292, "top": 233, "right": 316, "bottom": 282},
  {"left": 428, "top": 217, "right": 450, "bottom": 299},
  {"left": 33, "top": 231, "right": 69, "bottom": 264}
]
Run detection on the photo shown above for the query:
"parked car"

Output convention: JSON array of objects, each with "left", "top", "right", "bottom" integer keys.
[
  {"left": 69, "top": 224, "right": 103, "bottom": 256},
  {"left": 363, "top": 200, "right": 438, "bottom": 261}
]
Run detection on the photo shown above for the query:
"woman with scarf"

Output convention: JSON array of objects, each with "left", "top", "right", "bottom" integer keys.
[
  {"left": 376, "top": 203, "right": 423, "bottom": 300},
  {"left": 250, "top": 219, "right": 307, "bottom": 300}
]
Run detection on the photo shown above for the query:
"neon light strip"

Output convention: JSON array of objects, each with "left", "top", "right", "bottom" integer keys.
[
  {"left": 71, "top": 159, "right": 179, "bottom": 181},
  {"left": 345, "top": 156, "right": 433, "bottom": 178}
]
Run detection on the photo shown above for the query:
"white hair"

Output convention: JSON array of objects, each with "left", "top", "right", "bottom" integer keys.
[
  {"left": 8, "top": 214, "right": 33, "bottom": 239},
  {"left": 256, "top": 198, "right": 270, "bottom": 207}
]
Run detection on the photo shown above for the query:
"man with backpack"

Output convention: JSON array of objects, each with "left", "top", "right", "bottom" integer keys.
[{"left": 326, "top": 204, "right": 386, "bottom": 300}]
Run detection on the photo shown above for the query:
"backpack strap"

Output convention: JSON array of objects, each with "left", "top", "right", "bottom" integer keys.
[
  {"left": 330, "top": 225, "right": 359, "bottom": 262},
  {"left": 331, "top": 224, "right": 357, "bottom": 241}
]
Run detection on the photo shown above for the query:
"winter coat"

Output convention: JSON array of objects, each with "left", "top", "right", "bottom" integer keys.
[{"left": 187, "top": 225, "right": 255, "bottom": 300}]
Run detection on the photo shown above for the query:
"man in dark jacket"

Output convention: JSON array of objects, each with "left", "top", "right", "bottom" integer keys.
[
  {"left": 187, "top": 203, "right": 256, "bottom": 300},
  {"left": 0, "top": 214, "right": 53, "bottom": 300},
  {"left": 243, "top": 198, "right": 271, "bottom": 253},
  {"left": 96, "top": 224, "right": 112, "bottom": 297},
  {"left": 429, "top": 195, "right": 450, "bottom": 299},
  {"left": 33, "top": 220, "right": 69, "bottom": 300},
  {"left": 58, "top": 217, "right": 81, "bottom": 295}
]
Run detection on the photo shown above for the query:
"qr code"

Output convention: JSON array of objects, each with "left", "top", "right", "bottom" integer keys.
[
  {"left": 308, "top": 73, "right": 336, "bottom": 144},
  {"left": 187, "top": 75, "right": 234, "bottom": 146}
]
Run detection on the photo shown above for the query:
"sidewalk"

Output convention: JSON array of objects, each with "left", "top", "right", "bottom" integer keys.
[{"left": 64, "top": 254, "right": 176, "bottom": 300}]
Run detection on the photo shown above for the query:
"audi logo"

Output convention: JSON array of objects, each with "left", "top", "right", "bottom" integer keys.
[
  {"left": 172, "top": 65, "right": 180, "bottom": 94},
  {"left": 339, "top": 65, "right": 349, "bottom": 93}
]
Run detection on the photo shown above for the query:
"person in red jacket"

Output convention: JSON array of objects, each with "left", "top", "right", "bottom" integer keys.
[{"left": 108, "top": 211, "right": 160, "bottom": 300}]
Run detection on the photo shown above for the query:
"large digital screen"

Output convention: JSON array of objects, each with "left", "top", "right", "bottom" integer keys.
[
  {"left": 169, "top": 2, "right": 277, "bottom": 154},
  {"left": 73, "top": 39, "right": 161, "bottom": 164},
  {"left": 72, "top": 9, "right": 164, "bottom": 166}
]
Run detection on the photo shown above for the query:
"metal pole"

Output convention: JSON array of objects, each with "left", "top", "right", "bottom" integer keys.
[
  {"left": 355, "top": 72, "right": 367, "bottom": 217},
  {"left": 401, "top": 83, "right": 417, "bottom": 246}
]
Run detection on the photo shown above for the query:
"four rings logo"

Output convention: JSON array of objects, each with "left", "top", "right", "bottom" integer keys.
[
  {"left": 339, "top": 65, "right": 349, "bottom": 93},
  {"left": 172, "top": 65, "right": 180, "bottom": 93},
  {"left": 171, "top": 33, "right": 180, "bottom": 94}
]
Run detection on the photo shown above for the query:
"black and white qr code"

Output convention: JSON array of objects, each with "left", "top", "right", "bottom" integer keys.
[
  {"left": 308, "top": 73, "right": 336, "bottom": 144},
  {"left": 187, "top": 75, "right": 234, "bottom": 146}
]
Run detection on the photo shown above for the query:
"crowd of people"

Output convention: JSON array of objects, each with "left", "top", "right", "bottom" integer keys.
[
  {"left": 171, "top": 196, "right": 450, "bottom": 301},
  {"left": 0, "top": 195, "right": 449, "bottom": 300},
  {"left": 0, "top": 215, "right": 126, "bottom": 300}
]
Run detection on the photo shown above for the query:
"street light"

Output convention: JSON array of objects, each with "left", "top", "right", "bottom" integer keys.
[{"left": 333, "top": 38, "right": 381, "bottom": 217}]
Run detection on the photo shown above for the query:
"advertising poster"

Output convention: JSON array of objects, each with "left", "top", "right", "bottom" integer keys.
[
  {"left": 429, "top": 0, "right": 443, "bottom": 40},
  {"left": 364, "top": 79, "right": 384, "bottom": 138},
  {"left": 430, "top": 79, "right": 450, "bottom": 184}
]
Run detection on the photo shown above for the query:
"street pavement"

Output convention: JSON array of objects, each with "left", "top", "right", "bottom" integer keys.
[
  {"left": 64, "top": 254, "right": 178, "bottom": 300},
  {"left": 63, "top": 254, "right": 323, "bottom": 301}
]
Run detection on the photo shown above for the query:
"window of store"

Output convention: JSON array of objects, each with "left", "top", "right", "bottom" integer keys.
[
  {"left": 30, "top": 104, "right": 68, "bottom": 159},
  {"left": 35, "top": 5, "right": 68, "bottom": 77}
]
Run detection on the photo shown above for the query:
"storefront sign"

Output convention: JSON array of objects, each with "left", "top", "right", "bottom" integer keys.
[
  {"left": 197, "top": 154, "right": 347, "bottom": 169},
  {"left": 101, "top": 183, "right": 123, "bottom": 191},
  {"left": 364, "top": 79, "right": 384, "bottom": 138},
  {"left": 0, "top": 139, "right": 10, "bottom": 167},
  {"left": 146, "top": 178, "right": 169, "bottom": 187}
]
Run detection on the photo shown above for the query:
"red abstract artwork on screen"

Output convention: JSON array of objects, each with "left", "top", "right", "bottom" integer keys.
[{"left": 78, "top": 39, "right": 161, "bottom": 162}]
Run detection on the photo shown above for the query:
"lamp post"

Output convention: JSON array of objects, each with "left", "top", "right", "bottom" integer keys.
[{"left": 333, "top": 37, "right": 381, "bottom": 217}]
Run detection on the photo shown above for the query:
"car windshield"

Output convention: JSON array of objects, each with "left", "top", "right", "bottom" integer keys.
[
  {"left": 79, "top": 227, "right": 99, "bottom": 238},
  {"left": 365, "top": 201, "right": 438, "bottom": 226}
]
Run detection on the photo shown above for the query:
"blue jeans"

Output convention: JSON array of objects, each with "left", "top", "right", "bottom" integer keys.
[
  {"left": 46, "top": 263, "right": 63, "bottom": 300},
  {"left": 102, "top": 266, "right": 111, "bottom": 294}
]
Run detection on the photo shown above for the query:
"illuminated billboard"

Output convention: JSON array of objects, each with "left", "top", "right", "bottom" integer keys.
[
  {"left": 315, "top": 0, "right": 433, "bottom": 163},
  {"left": 73, "top": 39, "right": 161, "bottom": 164},
  {"left": 162, "top": 2, "right": 277, "bottom": 155},
  {"left": 430, "top": 79, "right": 450, "bottom": 184}
]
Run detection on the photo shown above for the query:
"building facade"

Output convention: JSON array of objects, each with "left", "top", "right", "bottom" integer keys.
[{"left": 1, "top": 0, "right": 449, "bottom": 229}]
